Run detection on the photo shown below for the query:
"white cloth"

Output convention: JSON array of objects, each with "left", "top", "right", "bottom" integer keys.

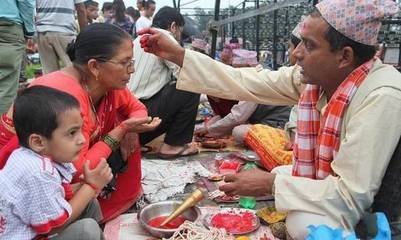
[
  {"left": 135, "top": 16, "right": 152, "bottom": 33},
  {"left": 129, "top": 28, "right": 180, "bottom": 99},
  {"left": 206, "top": 101, "right": 258, "bottom": 137},
  {"left": 0, "top": 147, "right": 74, "bottom": 240},
  {"left": 141, "top": 159, "right": 210, "bottom": 203}
]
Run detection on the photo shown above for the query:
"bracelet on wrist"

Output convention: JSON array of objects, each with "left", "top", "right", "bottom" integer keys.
[
  {"left": 103, "top": 134, "right": 120, "bottom": 151},
  {"left": 84, "top": 181, "right": 100, "bottom": 195}
]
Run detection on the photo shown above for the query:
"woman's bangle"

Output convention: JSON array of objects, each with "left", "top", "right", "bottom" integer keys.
[{"left": 103, "top": 134, "right": 120, "bottom": 151}]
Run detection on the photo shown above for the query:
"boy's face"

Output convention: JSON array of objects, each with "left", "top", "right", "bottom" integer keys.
[
  {"left": 43, "top": 108, "right": 85, "bottom": 163},
  {"left": 86, "top": 5, "right": 99, "bottom": 22}
]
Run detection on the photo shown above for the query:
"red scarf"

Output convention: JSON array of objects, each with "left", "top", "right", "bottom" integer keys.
[{"left": 293, "top": 59, "right": 374, "bottom": 179}]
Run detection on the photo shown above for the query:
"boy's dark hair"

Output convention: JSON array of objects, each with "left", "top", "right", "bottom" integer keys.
[
  {"left": 101, "top": 2, "right": 113, "bottom": 13},
  {"left": 13, "top": 86, "right": 80, "bottom": 148},
  {"left": 152, "top": 6, "right": 185, "bottom": 30},
  {"left": 67, "top": 23, "right": 131, "bottom": 65},
  {"left": 143, "top": 0, "right": 155, "bottom": 9},
  {"left": 84, "top": 0, "right": 99, "bottom": 8},
  {"left": 311, "top": 10, "right": 377, "bottom": 66}
]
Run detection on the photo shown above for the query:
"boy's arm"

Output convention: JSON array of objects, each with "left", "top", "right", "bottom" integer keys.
[{"left": 49, "top": 160, "right": 111, "bottom": 233}]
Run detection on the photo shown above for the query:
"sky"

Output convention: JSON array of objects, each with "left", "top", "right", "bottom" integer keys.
[{"left": 97, "top": 0, "right": 245, "bottom": 13}]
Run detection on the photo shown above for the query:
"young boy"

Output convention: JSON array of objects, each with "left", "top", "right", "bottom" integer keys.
[
  {"left": 84, "top": 0, "right": 100, "bottom": 24},
  {"left": 0, "top": 86, "right": 112, "bottom": 240}
]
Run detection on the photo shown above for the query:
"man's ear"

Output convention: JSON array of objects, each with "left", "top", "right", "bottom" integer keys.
[
  {"left": 338, "top": 46, "right": 355, "bottom": 69},
  {"left": 28, "top": 133, "right": 47, "bottom": 153},
  {"left": 169, "top": 21, "right": 177, "bottom": 32}
]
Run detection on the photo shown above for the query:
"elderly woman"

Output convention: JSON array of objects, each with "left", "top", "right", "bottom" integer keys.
[{"left": 0, "top": 23, "right": 161, "bottom": 222}]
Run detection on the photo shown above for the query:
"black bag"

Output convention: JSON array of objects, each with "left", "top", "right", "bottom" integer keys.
[{"left": 100, "top": 149, "right": 128, "bottom": 199}]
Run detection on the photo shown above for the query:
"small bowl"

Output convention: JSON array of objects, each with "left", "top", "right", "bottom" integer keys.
[{"left": 138, "top": 201, "right": 201, "bottom": 238}]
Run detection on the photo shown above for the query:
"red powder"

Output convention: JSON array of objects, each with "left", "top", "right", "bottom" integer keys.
[
  {"left": 148, "top": 215, "right": 186, "bottom": 229},
  {"left": 211, "top": 212, "right": 256, "bottom": 233},
  {"left": 219, "top": 160, "right": 241, "bottom": 174}
]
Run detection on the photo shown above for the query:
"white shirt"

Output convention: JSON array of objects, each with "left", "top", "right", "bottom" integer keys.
[
  {"left": 135, "top": 16, "right": 152, "bottom": 33},
  {"left": 128, "top": 28, "right": 180, "bottom": 100},
  {"left": 0, "top": 148, "right": 74, "bottom": 240}
]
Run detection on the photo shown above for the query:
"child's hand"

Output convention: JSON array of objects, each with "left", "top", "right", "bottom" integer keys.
[{"left": 83, "top": 159, "right": 113, "bottom": 190}]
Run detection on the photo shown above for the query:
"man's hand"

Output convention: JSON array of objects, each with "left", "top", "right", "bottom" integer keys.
[
  {"left": 122, "top": 116, "right": 161, "bottom": 133},
  {"left": 219, "top": 169, "right": 275, "bottom": 197},
  {"left": 138, "top": 28, "right": 185, "bottom": 67}
]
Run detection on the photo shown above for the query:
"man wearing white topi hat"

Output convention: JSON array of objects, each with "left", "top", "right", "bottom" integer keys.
[{"left": 138, "top": 0, "right": 401, "bottom": 238}]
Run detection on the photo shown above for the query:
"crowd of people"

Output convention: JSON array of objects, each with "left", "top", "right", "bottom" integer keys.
[{"left": 0, "top": 0, "right": 400, "bottom": 239}]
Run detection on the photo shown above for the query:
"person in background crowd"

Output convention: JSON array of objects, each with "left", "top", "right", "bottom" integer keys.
[
  {"left": 36, "top": 0, "right": 87, "bottom": 74},
  {"left": 129, "top": 6, "right": 199, "bottom": 159},
  {"left": 0, "top": 0, "right": 35, "bottom": 114},
  {"left": 137, "top": 0, "right": 401, "bottom": 238},
  {"left": 127, "top": 6, "right": 141, "bottom": 22},
  {"left": 99, "top": 2, "right": 113, "bottom": 22},
  {"left": 0, "top": 23, "right": 161, "bottom": 223},
  {"left": 135, "top": 0, "right": 156, "bottom": 33},
  {"left": 127, "top": 6, "right": 141, "bottom": 37},
  {"left": 106, "top": 0, "right": 134, "bottom": 35},
  {"left": 85, "top": 0, "right": 100, "bottom": 24},
  {"left": 0, "top": 86, "right": 111, "bottom": 240},
  {"left": 136, "top": 0, "right": 145, "bottom": 13}
]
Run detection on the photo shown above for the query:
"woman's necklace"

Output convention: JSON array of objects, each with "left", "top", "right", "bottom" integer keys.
[{"left": 83, "top": 82, "right": 100, "bottom": 126}]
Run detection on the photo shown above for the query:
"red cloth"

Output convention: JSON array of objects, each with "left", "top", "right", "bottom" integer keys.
[
  {"left": 293, "top": 59, "right": 374, "bottom": 179},
  {"left": 0, "top": 71, "right": 148, "bottom": 222},
  {"left": 207, "top": 96, "right": 238, "bottom": 118}
]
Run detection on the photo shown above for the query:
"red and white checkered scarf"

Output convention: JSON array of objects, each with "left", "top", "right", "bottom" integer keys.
[{"left": 292, "top": 59, "right": 374, "bottom": 179}]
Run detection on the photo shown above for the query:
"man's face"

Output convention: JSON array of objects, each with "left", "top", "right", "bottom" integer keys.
[
  {"left": 86, "top": 5, "right": 99, "bottom": 22},
  {"left": 293, "top": 16, "right": 340, "bottom": 86}
]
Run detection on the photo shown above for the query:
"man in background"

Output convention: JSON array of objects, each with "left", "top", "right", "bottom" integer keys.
[
  {"left": 129, "top": 6, "right": 199, "bottom": 159},
  {"left": 36, "top": 0, "right": 87, "bottom": 74},
  {"left": 0, "top": 0, "right": 35, "bottom": 114}
]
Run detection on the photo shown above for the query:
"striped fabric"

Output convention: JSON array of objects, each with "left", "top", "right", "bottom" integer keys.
[
  {"left": 35, "top": 0, "right": 85, "bottom": 34},
  {"left": 292, "top": 59, "right": 374, "bottom": 179}
]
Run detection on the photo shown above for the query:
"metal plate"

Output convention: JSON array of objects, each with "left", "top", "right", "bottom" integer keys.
[{"left": 203, "top": 208, "right": 260, "bottom": 235}]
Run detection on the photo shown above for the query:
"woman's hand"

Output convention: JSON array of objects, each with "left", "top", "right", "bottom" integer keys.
[
  {"left": 122, "top": 116, "right": 161, "bottom": 133},
  {"left": 120, "top": 132, "right": 139, "bottom": 161},
  {"left": 138, "top": 28, "right": 185, "bottom": 67}
]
